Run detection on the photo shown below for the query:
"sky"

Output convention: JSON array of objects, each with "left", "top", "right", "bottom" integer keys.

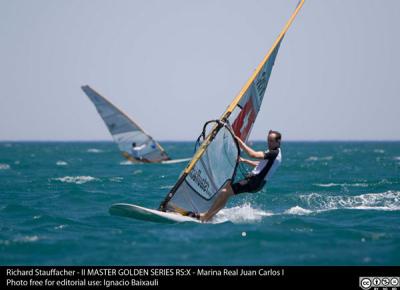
[{"left": 0, "top": 0, "right": 399, "bottom": 141}]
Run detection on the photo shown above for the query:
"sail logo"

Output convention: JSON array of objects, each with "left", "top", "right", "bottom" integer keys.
[
  {"left": 232, "top": 99, "right": 256, "bottom": 141},
  {"left": 188, "top": 167, "right": 211, "bottom": 198}
]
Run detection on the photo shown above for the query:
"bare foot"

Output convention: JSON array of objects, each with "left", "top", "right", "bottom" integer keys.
[{"left": 199, "top": 213, "right": 209, "bottom": 222}]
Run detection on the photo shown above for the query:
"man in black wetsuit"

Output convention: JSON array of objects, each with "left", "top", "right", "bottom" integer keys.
[{"left": 197, "top": 130, "right": 282, "bottom": 222}]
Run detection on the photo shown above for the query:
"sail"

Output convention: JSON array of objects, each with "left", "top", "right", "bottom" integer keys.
[
  {"left": 159, "top": 0, "right": 304, "bottom": 214},
  {"left": 81, "top": 85, "right": 170, "bottom": 162}
]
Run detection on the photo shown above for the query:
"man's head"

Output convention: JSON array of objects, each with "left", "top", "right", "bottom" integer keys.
[
  {"left": 132, "top": 142, "right": 136, "bottom": 148},
  {"left": 267, "top": 130, "right": 281, "bottom": 149}
]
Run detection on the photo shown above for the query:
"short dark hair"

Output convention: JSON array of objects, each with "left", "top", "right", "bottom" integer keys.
[
  {"left": 132, "top": 142, "right": 136, "bottom": 147},
  {"left": 268, "top": 130, "right": 282, "bottom": 142}
]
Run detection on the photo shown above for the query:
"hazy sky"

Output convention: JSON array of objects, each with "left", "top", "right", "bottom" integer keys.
[{"left": 1, "top": 0, "right": 399, "bottom": 141}]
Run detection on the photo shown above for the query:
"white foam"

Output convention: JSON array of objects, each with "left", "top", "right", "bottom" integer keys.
[
  {"left": 54, "top": 224, "right": 67, "bottom": 230},
  {"left": 393, "top": 156, "right": 400, "bottom": 161},
  {"left": 343, "top": 149, "right": 357, "bottom": 153},
  {"left": 314, "top": 182, "right": 369, "bottom": 188},
  {"left": 53, "top": 176, "right": 98, "bottom": 184},
  {"left": 120, "top": 160, "right": 134, "bottom": 165},
  {"left": 15, "top": 235, "right": 39, "bottom": 242},
  {"left": 56, "top": 161, "right": 68, "bottom": 166},
  {"left": 214, "top": 203, "right": 273, "bottom": 224},
  {"left": 284, "top": 206, "right": 313, "bottom": 215},
  {"left": 14, "top": 160, "right": 20, "bottom": 165},
  {"left": 160, "top": 185, "right": 173, "bottom": 189},
  {"left": 306, "top": 156, "right": 333, "bottom": 161},
  {"left": 109, "top": 177, "right": 123, "bottom": 183},
  {"left": 373, "top": 149, "right": 385, "bottom": 154},
  {"left": 299, "top": 191, "right": 400, "bottom": 212},
  {"left": 87, "top": 148, "right": 103, "bottom": 153},
  {"left": 0, "top": 163, "right": 10, "bottom": 170}
]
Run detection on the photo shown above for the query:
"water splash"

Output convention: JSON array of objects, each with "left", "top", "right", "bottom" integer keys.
[
  {"left": 284, "top": 206, "right": 313, "bottom": 215},
  {"left": 214, "top": 203, "right": 273, "bottom": 224}
]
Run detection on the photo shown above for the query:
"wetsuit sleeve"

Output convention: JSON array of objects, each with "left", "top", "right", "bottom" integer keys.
[{"left": 263, "top": 149, "right": 279, "bottom": 160}]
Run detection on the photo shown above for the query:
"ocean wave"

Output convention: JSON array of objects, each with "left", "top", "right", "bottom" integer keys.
[
  {"left": 0, "top": 163, "right": 10, "bottom": 170},
  {"left": 54, "top": 224, "right": 67, "bottom": 230},
  {"left": 56, "top": 161, "right": 68, "bottom": 166},
  {"left": 298, "top": 191, "right": 400, "bottom": 212},
  {"left": 52, "top": 176, "right": 98, "bottom": 184},
  {"left": 109, "top": 177, "right": 123, "bottom": 183},
  {"left": 14, "top": 235, "right": 39, "bottom": 243},
  {"left": 393, "top": 156, "right": 400, "bottom": 161},
  {"left": 342, "top": 149, "right": 357, "bottom": 153},
  {"left": 284, "top": 206, "right": 313, "bottom": 215},
  {"left": 215, "top": 203, "right": 273, "bottom": 224},
  {"left": 306, "top": 156, "right": 333, "bottom": 161},
  {"left": 314, "top": 182, "right": 369, "bottom": 188},
  {"left": 87, "top": 148, "right": 103, "bottom": 153},
  {"left": 373, "top": 149, "right": 385, "bottom": 154}
]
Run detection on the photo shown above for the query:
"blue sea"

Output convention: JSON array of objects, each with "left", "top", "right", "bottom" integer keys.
[{"left": 0, "top": 141, "right": 399, "bottom": 265}]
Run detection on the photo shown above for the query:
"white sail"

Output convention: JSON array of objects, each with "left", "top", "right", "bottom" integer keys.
[{"left": 82, "top": 85, "right": 170, "bottom": 163}]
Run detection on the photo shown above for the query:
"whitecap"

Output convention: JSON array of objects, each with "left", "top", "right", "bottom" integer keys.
[
  {"left": 52, "top": 176, "right": 98, "bottom": 184},
  {"left": 284, "top": 206, "right": 313, "bottom": 215},
  {"left": 373, "top": 149, "right": 385, "bottom": 154},
  {"left": 54, "top": 224, "right": 67, "bottom": 230},
  {"left": 109, "top": 177, "right": 123, "bottom": 183},
  {"left": 306, "top": 156, "right": 333, "bottom": 161},
  {"left": 299, "top": 191, "right": 400, "bottom": 212},
  {"left": 120, "top": 160, "right": 134, "bottom": 165},
  {"left": 314, "top": 182, "right": 368, "bottom": 188},
  {"left": 56, "top": 161, "right": 68, "bottom": 166},
  {"left": 14, "top": 235, "right": 39, "bottom": 242},
  {"left": 87, "top": 148, "right": 103, "bottom": 153},
  {"left": 0, "top": 163, "right": 10, "bottom": 170}
]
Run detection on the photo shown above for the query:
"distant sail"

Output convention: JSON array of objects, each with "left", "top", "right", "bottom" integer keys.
[
  {"left": 159, "top": 0, "right": 304, "bottom": 214},
  {"left": 82, "top": 85, "right": 170, "bottom": 163}
]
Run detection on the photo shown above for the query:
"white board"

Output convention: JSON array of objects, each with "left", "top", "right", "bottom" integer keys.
[{"left": 109, "top": 203, "right": 202, "bottom": 223}]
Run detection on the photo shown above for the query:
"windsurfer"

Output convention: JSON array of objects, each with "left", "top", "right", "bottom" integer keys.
[{"left": 193, "top": 130, "right": 282, "bottom": 221}]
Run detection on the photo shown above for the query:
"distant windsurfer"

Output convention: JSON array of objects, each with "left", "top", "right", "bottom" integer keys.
[
  {"left": 131, "top": 141, "right": 168, "bottom": 163},
  {"left": 131, "top": 142, "right": 151, "bottom": 163},
  {"left": 193, "top": 130, "right": 282, "bottom": 222}
]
